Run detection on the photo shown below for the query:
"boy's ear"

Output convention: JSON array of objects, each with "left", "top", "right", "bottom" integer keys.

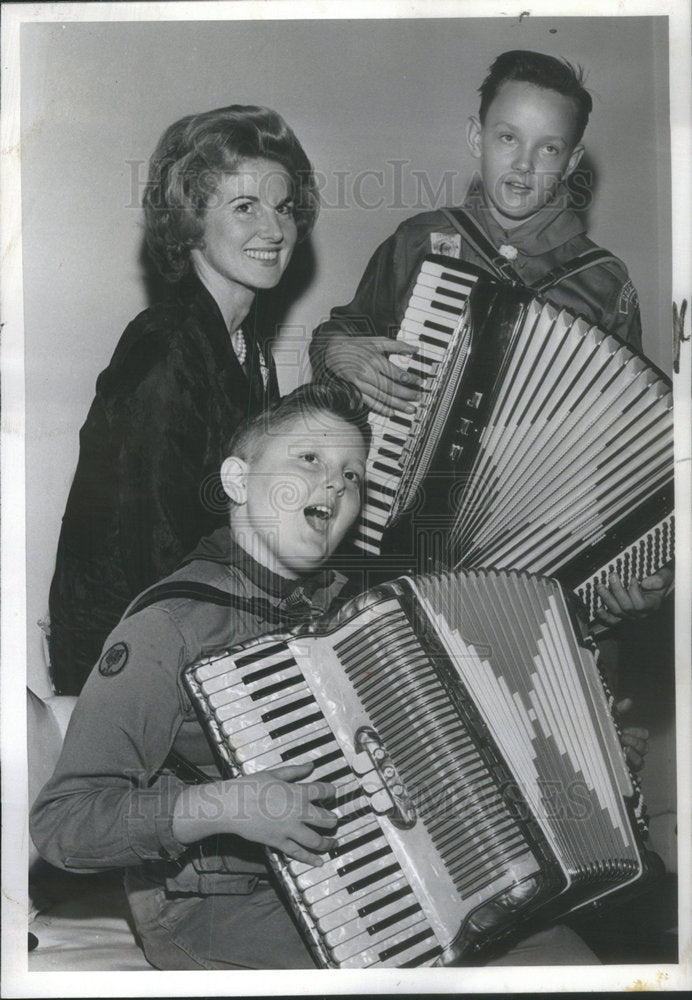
[
  {"left": 466, "top": 116, "right": 483, "bottom": 159},
  {"left": 220, "top": 456, "right": 248, "bottom": 505},
  {"left": 564, "top": 143, "right": 585, "bottom": 179}
]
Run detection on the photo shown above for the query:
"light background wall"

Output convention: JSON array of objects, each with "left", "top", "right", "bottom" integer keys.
[{"left": 21, "top": 16, "right": 671, "bottom": 724}]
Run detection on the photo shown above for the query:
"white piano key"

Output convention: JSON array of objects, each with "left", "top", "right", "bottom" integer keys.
[
  {"left": 331, "top": 911, "right": 431, "bottom": 964},
  {"left": 314, "top": 878, "right": 415, "bottom": 936},
  {"left": 308, "top": 872, "right": 411, "bottom": 922}
]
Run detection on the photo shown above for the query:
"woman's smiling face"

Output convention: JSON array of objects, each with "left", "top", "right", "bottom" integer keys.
[{"left": 194, "top": 157, "right": 298, "bottom": 293}]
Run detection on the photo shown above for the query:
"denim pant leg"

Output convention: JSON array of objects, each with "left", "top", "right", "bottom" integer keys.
[{"left": 125, "top": 868, "right": 316, "bottom": 970}]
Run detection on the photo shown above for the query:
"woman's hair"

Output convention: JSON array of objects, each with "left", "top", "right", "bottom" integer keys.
[
  {"left": 143, "top": 105, "right": 320, "bottom": 282},
  {"left": 227, "top": 378, "right": 372, "bottom": 463},
  {"left": 478, "top": 50, "right": 592, "bottom": 145}
]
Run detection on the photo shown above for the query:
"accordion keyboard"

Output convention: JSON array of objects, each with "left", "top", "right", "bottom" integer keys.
[
  {"left": 189, "top": 594, "right": 544, "bottom": 967},
  {"left": 356, "top": 258, "right": 480, "bottom": 555}
]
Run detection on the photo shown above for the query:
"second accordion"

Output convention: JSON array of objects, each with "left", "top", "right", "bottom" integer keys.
[
  {"left": 184, "top": 568, "right": 654, "bottom": 968},
  {"left": 356, "top": 257, "right": 674, "bottom": 620}
]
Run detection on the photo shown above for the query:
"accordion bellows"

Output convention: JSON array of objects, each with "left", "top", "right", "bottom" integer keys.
[
  {"left": 184, "top": 569, "right": 652, "bottom": 968},
  {"left": 357, "top": 257, "right": 674, "bottom": 620}
]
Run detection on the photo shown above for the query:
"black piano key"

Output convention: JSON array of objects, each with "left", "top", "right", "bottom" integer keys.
[
  {"left": 366, "top": 496, "right": 393, "bottom": 513},
  {"left": 319, "top": 763, "right": 352, "bottom": 784},
  {"left": 347, "top": 861, "right": 400, "bottom": 895},
  {"left": 250, "top": 674, "right": 302, "bottom": 701},
  {"left": 378, "top": 926, "right": 436, "bottom": 962},
  {"left": 422, "top": 318, "right": 455, "bottom": 334},
  {"left": 329, "top": 826, "right": 382, "bottom": 860},
  {"left": 366, "top": 480, "right": 397, "bottom": 497},
  {"left": 401, "top": 944, "right": 444, "bottom": 968},
  {"left": 281, "top": 732, "right": 334, "bottom": 761},
  {"left": 235, "top": 641, "right": 288, "bottom": 668},
  {"left": 269, "top": 709, "right": 324, "bottom": 740},
  {"left": 261, "top": 693, "right": 315, "bottom": 722},
  {"left": 241, "top": 656, "right": 296, "bottom": 684},
  {"left": 337, "top": 844, "right": 392, "bottom": 878},
  {"left": 369, "top": 901, "right": 423, "bottom": 936},
  {"left": 358, "top": 883, "right": 413, "bottom": 918}
]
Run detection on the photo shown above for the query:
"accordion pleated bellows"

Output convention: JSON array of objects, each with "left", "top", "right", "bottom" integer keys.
[
  {"left": 184, "top": 568, "right": 652, "bottom": 968},
  {"left": 357, "top": 257, "right": 674, "bottom": 620}
]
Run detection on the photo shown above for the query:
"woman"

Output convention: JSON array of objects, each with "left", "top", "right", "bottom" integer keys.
[{"left": 48, "top": 105, "right": 319, "bottom": 694}]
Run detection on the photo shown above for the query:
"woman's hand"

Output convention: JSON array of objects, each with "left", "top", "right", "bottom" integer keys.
[
  {"left": 172, "top": 761, "right": 338, "bottom": 866},
  {"left": 323, "top": 335, "right": 422, "bottom": 415}
]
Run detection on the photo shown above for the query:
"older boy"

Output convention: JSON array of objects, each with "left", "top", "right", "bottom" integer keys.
[
  {"left": 310, "top": 48, "right": 671, "bottom": 622},
  {"left": 31, "top": 380, "right": 598, "bottom": 969}
]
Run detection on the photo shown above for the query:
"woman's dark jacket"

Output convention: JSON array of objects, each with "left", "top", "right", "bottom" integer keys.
[{"left": 48, "top": 274, "right": 278, "bottom": 694}]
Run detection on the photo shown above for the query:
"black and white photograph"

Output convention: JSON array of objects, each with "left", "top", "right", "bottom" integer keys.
[{"left": 2, "top": 1, "right": 690, "bottom": 995}]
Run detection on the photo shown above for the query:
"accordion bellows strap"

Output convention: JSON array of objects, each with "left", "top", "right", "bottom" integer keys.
[{"left": 184, "top": 568, "right": 654, "bottom": 968}]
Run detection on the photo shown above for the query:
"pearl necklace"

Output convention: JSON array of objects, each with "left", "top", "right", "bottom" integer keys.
[{"left": 230, "top": 327, "right": 247, "bottom": 366}]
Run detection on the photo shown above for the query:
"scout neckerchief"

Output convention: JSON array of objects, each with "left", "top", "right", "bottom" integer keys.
[{"left": 440, "top": 207, "right": 620, "bottom": 293}]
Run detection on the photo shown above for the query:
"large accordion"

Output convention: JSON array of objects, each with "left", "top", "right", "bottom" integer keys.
[
  {"left": 184, "top": 568, "right": 654, "bottom": 969},
  {"left": 356, "top": 257, "right": 674, "bottom": 620}
]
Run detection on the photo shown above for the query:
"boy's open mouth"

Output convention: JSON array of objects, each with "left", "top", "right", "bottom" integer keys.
[{"left": 304, "top": 504, "right": 333, "bottom": 532}]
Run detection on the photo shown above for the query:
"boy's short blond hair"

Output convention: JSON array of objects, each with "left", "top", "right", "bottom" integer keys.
[{"left": 227, "top": 379, "right": 372, "bottom": 464}]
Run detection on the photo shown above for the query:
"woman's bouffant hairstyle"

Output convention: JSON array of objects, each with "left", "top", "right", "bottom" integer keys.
[
  {"left": 478, "top": 50, "right": 593, "bottom": 144},
  {"left": 143, "top": 105, "right": 320, "bottom": 282}
]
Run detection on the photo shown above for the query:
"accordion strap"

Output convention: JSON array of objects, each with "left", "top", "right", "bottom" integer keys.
[
  {"left": 441, "top": 207, "right": 619, "bottom": 292},
  {"left": 123, "top": 580, "right": 288, "bottom": 625},
  {"left": 531, "top": 247, "right": 621, "bottom": 293}
]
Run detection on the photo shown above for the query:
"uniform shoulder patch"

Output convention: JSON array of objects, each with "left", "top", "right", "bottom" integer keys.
[
  {"left": 430, "top": 232, "right": 461, "bottom": 258},
  {"left": 618, "top": 279, "right": 639, "bottom": 315},
  {"left": 98, "top": 641, "right": 129, "bottom": 676}
]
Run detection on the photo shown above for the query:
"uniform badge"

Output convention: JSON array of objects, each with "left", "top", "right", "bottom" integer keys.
[
  {"left": 618, "top": 280, "right": 639, "bottom": 315},
  {"left": 98, "top": 641, "right": 129, "bottom": 676},
  {"left": 430, "top": 232, "right": 461, "bottom": 258}
]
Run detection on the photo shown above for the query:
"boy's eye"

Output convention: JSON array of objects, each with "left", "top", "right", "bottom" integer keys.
[
  {"left": 499, "top": 133, "right": 515, "bottom": 144},
  {"left": 543, "top": 144, "right": 560, "bottom": 156},
  {"left": 301, "top": 453, "right": 319, "bottom": 464},
  {"left": 344, "top": 469, "right": 361, "bottom": 484}
]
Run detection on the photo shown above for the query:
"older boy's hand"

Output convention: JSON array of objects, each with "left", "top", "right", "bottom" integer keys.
[
  {"left": 615, "top": 697, "right": 649, "bottom": 772},
  {"left": 323, "top": 335, "right": 422, "bottom": 415},
  {"left": 595, "top": 567, "right": 674, "bottom": 627},
  {"left": 173, "top": 761, "right": 338, "bottom": 866}
]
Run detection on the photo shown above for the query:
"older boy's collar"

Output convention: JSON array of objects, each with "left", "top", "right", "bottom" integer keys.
[{"left": 463, "top": 177, "right": 585, "bottom": 257}]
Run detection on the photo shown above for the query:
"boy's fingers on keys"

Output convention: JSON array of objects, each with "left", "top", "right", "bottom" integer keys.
[{"left": 303, "top": 779, "right": 336, "bottom": 801}]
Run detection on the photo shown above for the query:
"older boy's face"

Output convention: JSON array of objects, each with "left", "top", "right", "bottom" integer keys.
[
  {"left": 228, "top": 411, "right": 367, "bottom": 578},
  {"left": 467, "top": 80, "right": 584, "bottom": 228}
]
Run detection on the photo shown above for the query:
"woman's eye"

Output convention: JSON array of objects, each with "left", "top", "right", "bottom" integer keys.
[
  {"left": 234, "top": 201, "right": 254, "bottom": 214},
  {"left": 277, "top": 202, "right": 295, "bottom": 216}
]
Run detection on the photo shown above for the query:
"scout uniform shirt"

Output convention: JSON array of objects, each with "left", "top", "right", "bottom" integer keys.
[{"left": 310, "top": 177, "right": 643, "bottom": 379}]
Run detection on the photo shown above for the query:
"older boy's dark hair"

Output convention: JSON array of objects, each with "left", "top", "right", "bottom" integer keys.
[
  {"left": 228, "top": 378, "right": 372, "bottom": 462},
  {"left": 143, "top": 105, "right": 319, "bottom": 282},
  {"left": 479, "top": 50, "right": 593, "bottom": 144}
]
